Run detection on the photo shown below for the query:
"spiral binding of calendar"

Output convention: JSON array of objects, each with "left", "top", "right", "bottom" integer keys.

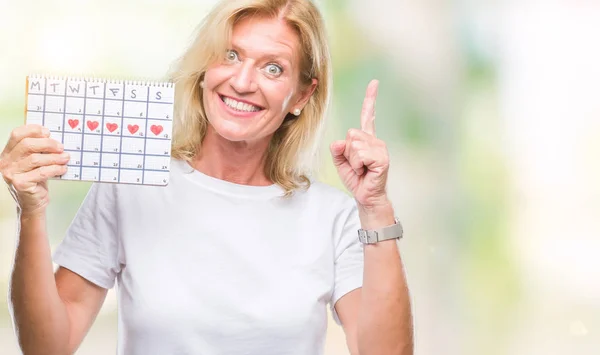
[{"left": 27, "top": 74, "right": 174, "bottom": 88}]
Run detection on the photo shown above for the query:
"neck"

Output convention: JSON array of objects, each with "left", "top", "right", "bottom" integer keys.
[{"left": 191, "top": 125, "right": 273, "bottom": 186}]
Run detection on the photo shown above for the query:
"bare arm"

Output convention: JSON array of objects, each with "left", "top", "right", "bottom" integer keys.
[
  {"left": 9, "top": 214, "right": 108, "bottom": 354},
  {"left": 3, "top": 124, "right": 108, "bottom": 354},
  {"left": 335, "top": 203, "right": 413, "bottom": 355}
]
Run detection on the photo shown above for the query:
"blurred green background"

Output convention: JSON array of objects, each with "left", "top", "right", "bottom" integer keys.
[{"left": 1, "top": 0, "right": 599, "bottom": 354}]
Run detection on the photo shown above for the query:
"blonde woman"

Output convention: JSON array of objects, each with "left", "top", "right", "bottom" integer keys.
[{"left": 1, "top": 0, "right": 413, "bottom": 354}]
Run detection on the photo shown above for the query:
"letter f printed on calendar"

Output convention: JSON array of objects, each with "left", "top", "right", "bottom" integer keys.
[{"left": 24, "top": 75, "right": 175, "bottom": 186}]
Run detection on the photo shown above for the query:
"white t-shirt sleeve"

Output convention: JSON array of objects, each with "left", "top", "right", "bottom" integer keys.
[
  {"left": 330, "top": 197, "right": 364, "bottom": 325},
  {"left": 53, "top": 182, "right": 121, "bottom": 290}
]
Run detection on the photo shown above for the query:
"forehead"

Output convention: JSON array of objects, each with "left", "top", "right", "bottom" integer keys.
[{"left": 231, "top": 16, "right": 300, "bottom": 61}]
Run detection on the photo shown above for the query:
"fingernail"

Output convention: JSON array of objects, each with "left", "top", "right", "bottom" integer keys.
[
  {"left": 42, "top": 127, "right": 50, "bottom": 136},
  {"left": 61, "top": 152, "right": 70, "bottom": 159}
]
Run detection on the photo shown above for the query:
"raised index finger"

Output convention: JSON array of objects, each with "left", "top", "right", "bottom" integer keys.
[
  {"left": 5, "top": 124, "right": 50, "bottom": 153},
  {"left": 360, "top": 79, "right": 379, "bottom": 135}
]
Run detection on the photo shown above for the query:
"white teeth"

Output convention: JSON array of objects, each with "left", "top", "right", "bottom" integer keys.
[{"left": 222, "top": 97, "right": 261, "bottom": 112}]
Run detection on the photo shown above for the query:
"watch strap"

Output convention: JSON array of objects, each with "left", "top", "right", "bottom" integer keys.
[{"left": 358, "top": 218, "right": 403, "bottom": 244}]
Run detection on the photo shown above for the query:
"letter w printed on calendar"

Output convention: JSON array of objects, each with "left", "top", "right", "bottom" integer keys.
[{"left": 24, "top": 75, "right": 174, "bottom": 186}]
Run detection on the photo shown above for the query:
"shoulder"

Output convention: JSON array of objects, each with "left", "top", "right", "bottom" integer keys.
[{"left": 301, "top": 180, "right": 360, "bottom": 243}]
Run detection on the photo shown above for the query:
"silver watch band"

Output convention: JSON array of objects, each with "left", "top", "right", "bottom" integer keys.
[{"left": 358, "top": 218, "right": 403, "bottom": 244}]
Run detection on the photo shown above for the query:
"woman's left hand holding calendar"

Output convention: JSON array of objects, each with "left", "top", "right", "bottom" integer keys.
[{"left": 0, "top": 124, "right": 70, "bottom": 218}]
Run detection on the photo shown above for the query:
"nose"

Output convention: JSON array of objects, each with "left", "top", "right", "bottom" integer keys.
[{"left": 230, "top": 61, "right": 258, "bottom": 93}]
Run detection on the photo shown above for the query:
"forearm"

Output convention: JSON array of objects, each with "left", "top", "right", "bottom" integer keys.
[
  {"left": 9, "top": 212, "right": 70, "bottom": 354},
  {"left": 357, "top": 203, "right": 413, "bottom": 355}
]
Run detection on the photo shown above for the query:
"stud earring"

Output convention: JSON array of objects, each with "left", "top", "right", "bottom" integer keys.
[
  {"left": 293, "top": 108, "right": 301, "bottom": 116},
  {"left": 200, "top": 81, "right": 205, "bottom": 88}
]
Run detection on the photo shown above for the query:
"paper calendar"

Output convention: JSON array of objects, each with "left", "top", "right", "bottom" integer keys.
[{"left": 25, "top": 75, "right": 174, "bottom": 186}]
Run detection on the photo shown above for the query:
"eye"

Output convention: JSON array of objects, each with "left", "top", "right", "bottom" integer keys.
[
  {"left": 264, "top": 64, "right": 283, "bottom": 76},
  {"left": 225, "top": 50, "right": 239, "bottom": 62}
]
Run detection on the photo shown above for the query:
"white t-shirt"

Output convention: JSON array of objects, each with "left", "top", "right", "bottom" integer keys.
[{"left": 53, "top": 159, "right": 364, "bottom": 355}]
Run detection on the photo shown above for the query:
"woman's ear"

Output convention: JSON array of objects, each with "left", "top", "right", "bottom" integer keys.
[{"left": 291, "top": 78, "right": 318, "bottom": 113}]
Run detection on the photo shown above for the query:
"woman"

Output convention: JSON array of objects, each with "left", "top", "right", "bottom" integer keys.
[{"left": 1, "top": 0, "right": 413, "bottom": 354}]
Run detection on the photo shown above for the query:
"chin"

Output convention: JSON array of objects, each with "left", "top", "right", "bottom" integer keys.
[{"left": 209, "top": 120, "right": 259, "bottom": 143}]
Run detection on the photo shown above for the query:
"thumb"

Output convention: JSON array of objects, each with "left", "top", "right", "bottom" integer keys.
[{"left": 330, "top": 140, "right": 346, "bottom": 166}]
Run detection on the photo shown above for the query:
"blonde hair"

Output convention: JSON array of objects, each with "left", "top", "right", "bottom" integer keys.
[{"left": 169, "top": 0, "right": 331, "bottom": 196}]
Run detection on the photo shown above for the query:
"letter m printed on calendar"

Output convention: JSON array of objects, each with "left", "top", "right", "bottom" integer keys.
[{"left": 25, "top": 76, "right": 175, "bottom": 186}]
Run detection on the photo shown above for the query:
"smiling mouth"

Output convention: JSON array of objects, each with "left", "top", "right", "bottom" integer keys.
[{"left": 219, "top": 95, "right": 264, "bottom": 112}]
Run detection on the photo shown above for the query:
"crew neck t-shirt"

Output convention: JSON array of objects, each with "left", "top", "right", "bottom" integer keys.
[{"left": 53, "top": 159, "right": 364, "bottom": 355}]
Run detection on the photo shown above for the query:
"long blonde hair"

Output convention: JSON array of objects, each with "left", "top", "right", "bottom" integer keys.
[{"left": 169, "top": 0, "right": 332, "bottom": 196}]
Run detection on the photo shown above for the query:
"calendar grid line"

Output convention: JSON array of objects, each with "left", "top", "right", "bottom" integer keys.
[
  {"left": 98, "top": 83, "right": 107, "bottom": 182},
  {"left": 41, "top": 79, "right": 47, "bottom": 133},
  {"left": 48, "top": 130, "right": 170, "bottom": 141},
  {"left": 59, "top": 80, "right": 67, "bottom": 180},
  {"left": 27, "top": 92, "right": 173, "bottom": 105},
  {"left": 79, "top": 81, "right": 88, "bottom": 181},
  {"left": 117, "top": 82, "right": 125, "bottom": 183},
  {"left": 68, "top": 165, "right": 169, "bottom": 173},
  {"left": 61, "top": 80, "right": 67, "bottom": 146},
  {"left": 142, "top": 86, "right": 150, "bottom": 184},
  {"left": 63, "top": 149, "right": 169, "bottom": 157},
  {"left": 26, "top": 111, "right": 173, "bottom": 121}
]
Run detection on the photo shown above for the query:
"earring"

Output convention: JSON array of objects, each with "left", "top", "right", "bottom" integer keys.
[
  {"left": 293, "top": 108, "right": 301, "bottom": 116},
  {"left": 200, "top": 81, "right": 205, "bottom": 88}
]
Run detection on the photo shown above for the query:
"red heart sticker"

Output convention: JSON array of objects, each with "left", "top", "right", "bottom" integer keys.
[
  {"left": 106, "top": 123, "right": 118, "bottom": 132},
  {"left": 68, "top": 119, "right": 79, "bottom": 129},
  {"left": 150, "top": 125, "right": 163, "bottom": 136},
  {"left": 128, "top": 124, "right": 139, "bottom": 134},
  {"left": 87, "top": 120, "right": 99, "bottom": 131}
]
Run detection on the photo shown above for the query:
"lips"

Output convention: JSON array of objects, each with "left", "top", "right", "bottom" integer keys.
[{"left": 219, "top": 95, "right": 264, "bottom": 112}]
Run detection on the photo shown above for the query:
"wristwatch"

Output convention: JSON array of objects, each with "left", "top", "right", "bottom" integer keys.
[{"left": 358, "top": 218, "right": 403, "bottom": 244}]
